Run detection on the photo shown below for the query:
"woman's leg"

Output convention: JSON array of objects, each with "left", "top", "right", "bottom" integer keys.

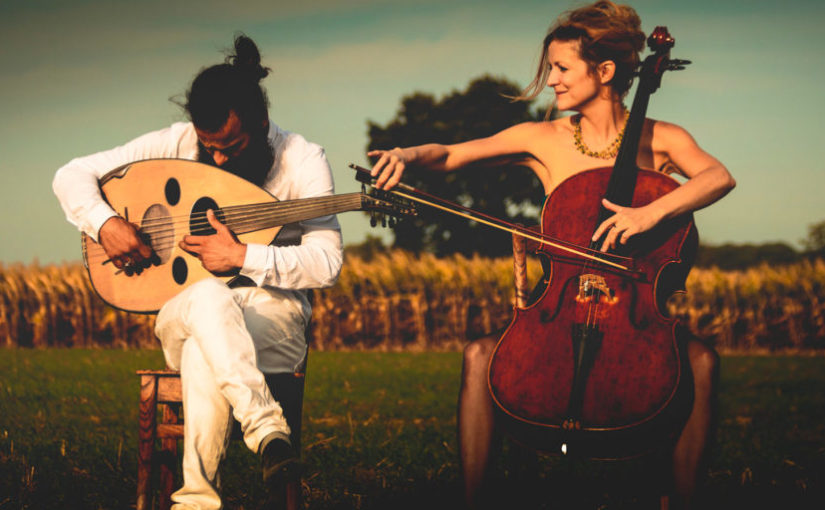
[
  {"left": 458, "top": 336, "right": 498, "bottom": 508},
  {"left": 671, "top": 339, "right": 719, "bottom": 508}
]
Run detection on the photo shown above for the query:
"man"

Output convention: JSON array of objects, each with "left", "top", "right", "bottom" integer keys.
[{"left": 53, "top": 34, "right": 343, "bottom": 509}]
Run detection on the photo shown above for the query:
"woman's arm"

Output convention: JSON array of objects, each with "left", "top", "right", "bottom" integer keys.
[
  {"left": 368, "top": 122, "right": 544, "bottom": 189},
  {"left": 593, "top": 121, "right": 736, "bottom": 251}
]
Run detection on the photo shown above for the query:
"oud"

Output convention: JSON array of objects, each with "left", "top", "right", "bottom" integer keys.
[{"left": 82, "top": 159, "right": 414, "bottom": 313}]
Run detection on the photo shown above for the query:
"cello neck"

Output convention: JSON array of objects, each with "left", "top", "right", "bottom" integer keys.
[{"left": 600, "top": 26, "right": 687, "bottom": 220}]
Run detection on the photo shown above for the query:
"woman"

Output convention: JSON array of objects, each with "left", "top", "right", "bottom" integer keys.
[{"left": 369, "top": 1, "right": 734, "bottom": 508}]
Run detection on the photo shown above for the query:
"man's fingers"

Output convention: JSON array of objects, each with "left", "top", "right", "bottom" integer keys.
[
  {"left": 137, "top": 240, "right": 153, "bottom": 259},
  {"left": 179, "top": 234, "right": 203, "bottom": 254},
  {"left": 206, "top": 209, "right": 227, "bottom": 232}
]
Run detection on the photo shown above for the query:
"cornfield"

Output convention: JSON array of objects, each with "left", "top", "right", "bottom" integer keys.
[{"left": 2, "top": 253, "right": 824, "bottom": 352}]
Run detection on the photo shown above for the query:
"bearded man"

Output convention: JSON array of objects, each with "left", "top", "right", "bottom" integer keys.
[{"left": 53, "top": 34, "right": 343, "bottom": 510}]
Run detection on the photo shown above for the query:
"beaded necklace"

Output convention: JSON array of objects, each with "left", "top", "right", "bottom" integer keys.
[{"left": 572, "top": 109, "right": 628, "bottom": 160}]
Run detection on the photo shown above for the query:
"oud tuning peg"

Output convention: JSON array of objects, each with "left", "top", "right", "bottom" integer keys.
[
  {"left": 667, "top": 58, "right": 691, "bottom": 71},
  {"left": 370, "top": 210, "right": 377, "bottom": 227},
  {"left": 388, "top": 216, "right": 397, "bottom": 228},
  {"left": 381, "top": 214, "right": 387, "bottom": 228}
]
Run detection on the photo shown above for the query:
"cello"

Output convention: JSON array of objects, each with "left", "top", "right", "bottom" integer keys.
[
  {"left": 487, "top": 27, "right": 696, "bottom": 459},
  {"left": 351, "top": 26, "right": 696, "bottom": 459}
]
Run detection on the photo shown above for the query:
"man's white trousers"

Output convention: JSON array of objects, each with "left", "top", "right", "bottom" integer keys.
[{"left": 154, "top": 278, "right": 308, "bottom": 510}]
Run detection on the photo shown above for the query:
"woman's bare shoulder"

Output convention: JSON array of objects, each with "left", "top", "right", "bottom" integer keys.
[
  {"left": 643, "top": 118, "right": 712, "bottom": 177},
  {"left": 534, "top": 117, "right": 572, "bottom": 134},
  {"left": 499, "top": 118, "right": 570, "bottom": 146},
  {"left": 647, "top": 118, "right": 696, "bottom": 146},
  {"left": 503, "top": 118, "right": 569, "bottom": 132}
]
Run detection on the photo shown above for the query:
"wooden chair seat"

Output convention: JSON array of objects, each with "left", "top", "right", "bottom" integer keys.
[{"left": 136, "top": 369, "right": 305, "bottom": 510}]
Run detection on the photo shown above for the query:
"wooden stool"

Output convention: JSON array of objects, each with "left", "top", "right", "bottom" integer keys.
[{"left": 136, "top": 369, "right": 306, "bottom": 510}]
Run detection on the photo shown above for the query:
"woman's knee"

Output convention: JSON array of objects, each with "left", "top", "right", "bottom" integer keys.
[{"left": 463, "top": 337, "right": 496, "bottom": 375}]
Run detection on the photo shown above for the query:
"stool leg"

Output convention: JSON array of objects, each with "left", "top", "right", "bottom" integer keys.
[
  {"left": 285, "top": 480, "right": 301, "bottom": 510},
  {"left": 137, "top": 375, "right": 158, "bottom": 510},
  {"left": 159, "top": 404, "right": 179, "bottom": 510}
]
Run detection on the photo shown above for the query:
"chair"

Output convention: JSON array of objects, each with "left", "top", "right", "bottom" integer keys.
[{"left": 136, "top": 368, "right": 306, "bottom": 510}]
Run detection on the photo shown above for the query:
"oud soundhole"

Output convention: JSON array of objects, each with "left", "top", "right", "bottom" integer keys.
[
  {"left": 165, "top": 178, "right": 181, "bottom": 206},
  {"left": 141, "top": 204, "right": 174, "bottom": 264},
  {"left": 190, "top": 197, "right": 225, "bottom": 235},
  {"left": 172, "top": 257, "right": 188, "bottom": 285}
]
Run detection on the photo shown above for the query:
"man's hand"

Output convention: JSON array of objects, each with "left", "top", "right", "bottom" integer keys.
[
  {"left": 180, "top": 209, "right": 247, "bottom": 274},
  {"left": 98, "top": 216, "right": 153, "bottom": 273}
]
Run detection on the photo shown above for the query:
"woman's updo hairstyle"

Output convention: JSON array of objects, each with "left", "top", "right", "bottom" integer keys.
[
  {"left": 184, "top": 34, "right": 271, "bottom": 133},
  {"left": 520, "top": 1, "right": 645, "bottom": 108}
]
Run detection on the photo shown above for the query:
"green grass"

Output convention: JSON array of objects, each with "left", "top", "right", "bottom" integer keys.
[{"left": 0, "top": 350, "right": 824, "bottom": 509}]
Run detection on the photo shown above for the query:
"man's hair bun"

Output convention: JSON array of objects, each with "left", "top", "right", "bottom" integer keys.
[{"left": 228, "top": 34, "right": 270, "bottom": 82}]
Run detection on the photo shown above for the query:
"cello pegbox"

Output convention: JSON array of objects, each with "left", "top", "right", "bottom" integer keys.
[{"left": 647, "top": 26, "right": 674, "bottom": 52}]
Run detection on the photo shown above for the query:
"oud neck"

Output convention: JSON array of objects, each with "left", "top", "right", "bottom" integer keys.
[{"left": 223, "top": 192, "right": 363, "bottom": 234}]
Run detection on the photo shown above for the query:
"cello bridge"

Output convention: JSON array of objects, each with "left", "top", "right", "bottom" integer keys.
[{"left": 576, "top": 274, "right": 617, "bottom": 304}]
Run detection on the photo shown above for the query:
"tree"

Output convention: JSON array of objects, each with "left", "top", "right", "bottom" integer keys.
[
  {"left": 802, "top": 219, "right": 825, "bottom": 256},
  {"left": 366, "top": 75, "right": 554, "bottom": 257}
]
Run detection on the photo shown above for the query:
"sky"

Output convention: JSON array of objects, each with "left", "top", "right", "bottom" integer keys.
[{"left": 1, "top": 0, "right": 824, "bottom": 265}]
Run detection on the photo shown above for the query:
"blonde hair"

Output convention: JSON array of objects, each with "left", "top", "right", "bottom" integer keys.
[{"left": 519, "top": 1, "right": 645, "bottom": 113}]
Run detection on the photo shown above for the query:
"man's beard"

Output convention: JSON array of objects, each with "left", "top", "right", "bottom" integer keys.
[{"left": 198, "top": 134, "right": 275, "bottom": 187}]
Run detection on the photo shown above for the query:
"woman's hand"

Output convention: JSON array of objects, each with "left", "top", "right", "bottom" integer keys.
[
  {"left": 368, "top": 148, "right": 407, "bottom": 190},
  {"left": 591, "top": 198, "right": 663, "bottom": 252}
]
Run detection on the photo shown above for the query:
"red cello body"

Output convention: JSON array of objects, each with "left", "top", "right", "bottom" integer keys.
[
  {"left": 488, "top": 167, "right": 697, "bottom": 459},
  {"left": 488, "top": 26, "right": 697, "bottom": 459}
]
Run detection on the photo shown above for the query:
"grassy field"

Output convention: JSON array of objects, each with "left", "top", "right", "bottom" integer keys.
[{"left": 1, "top": 349, "right": 824, "bottom": 509}]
